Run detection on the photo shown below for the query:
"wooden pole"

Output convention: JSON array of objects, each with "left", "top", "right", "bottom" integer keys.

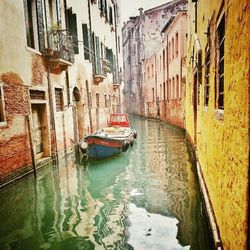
[{"left": 26, "top": 115, "right": 37, "bottom": 175}]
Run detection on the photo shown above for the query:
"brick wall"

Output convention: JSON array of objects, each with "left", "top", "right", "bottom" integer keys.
[{"left": 0, "top": 73, "right": 32, "bottom": 182}]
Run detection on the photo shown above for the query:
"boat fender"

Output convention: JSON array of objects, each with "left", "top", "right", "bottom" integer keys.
[
  {"left": 80, "top": 141, "right": 88, "bottom": 154},
  {"left": 122, "top": 141, "right": 129, "bottom": 152},
  {"left": 133, "top": 130, "right": 137, "bottom": 139}
]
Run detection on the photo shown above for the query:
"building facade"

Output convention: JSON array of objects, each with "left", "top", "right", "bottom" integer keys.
[
  {"left": 186, "top": 0, "right": 249, "bottom": 249},
  {"left": 143, "top": 11, "right": 187, "bottom": 128},
  {"left": 0, "top": 0, "right": 122, "bottom": 187},
  {"left": 122, "top": 0, "right": 188, "bottom": 116}
]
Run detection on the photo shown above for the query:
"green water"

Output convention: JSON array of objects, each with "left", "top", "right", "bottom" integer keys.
[{"left": 0, "top": 116, "right": 212, "bottom": 250}]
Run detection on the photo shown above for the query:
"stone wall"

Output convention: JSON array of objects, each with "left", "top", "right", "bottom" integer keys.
[{"left": 186, "top": 0, "right": 249, "bottom": 249}]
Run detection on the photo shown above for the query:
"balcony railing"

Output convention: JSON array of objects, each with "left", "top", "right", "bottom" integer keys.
[
  {"left": 44, "top": 30, "right": 74, "bottom": 64},
  {"left": 94, "top": 58, "right": 110, "bottom": 84}
]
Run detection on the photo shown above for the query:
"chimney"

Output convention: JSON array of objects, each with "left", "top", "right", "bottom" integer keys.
[{"left": 138, "top": 7, "right": 143, "bottom": 17}]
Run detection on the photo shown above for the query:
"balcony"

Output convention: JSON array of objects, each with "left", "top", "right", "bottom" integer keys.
[
  {"left": 94, "top": 58, "right": 110, "bottom": 84},
  {"left": 43, "top": 30, "right": 74, "bottom": 71}
]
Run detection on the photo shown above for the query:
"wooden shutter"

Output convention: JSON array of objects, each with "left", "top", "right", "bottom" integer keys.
[
  {"left": 36, "top": 0, "right": 45, "bottom": 52},
  {"left": 82, "top": 23, "right": 90, "bottom": 60},
  {"left": 95, "top": 36, "right": 101, "bottom": 74},
  {"left": 67, "top": 9, "right": 79, "bottom": 54}
]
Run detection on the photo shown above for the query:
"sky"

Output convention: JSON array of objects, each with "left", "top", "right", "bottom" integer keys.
[{"left": 120, "top": 0, "right": 172, "bottom": 23}]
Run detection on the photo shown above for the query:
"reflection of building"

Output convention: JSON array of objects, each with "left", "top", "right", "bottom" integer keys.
[
  {"left": 186, "top": 0, "right": 249, "bottom": 249},
  {"left": 122, "top": 0, "right": 187, "bottom": 116},
  {"left": 0, "top": 0, "right": 122, "bottom": 186}
]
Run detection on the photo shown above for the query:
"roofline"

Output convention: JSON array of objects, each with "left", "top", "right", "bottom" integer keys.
[{"left": 144, "top": 0, "right": 183, "bottom": 14}]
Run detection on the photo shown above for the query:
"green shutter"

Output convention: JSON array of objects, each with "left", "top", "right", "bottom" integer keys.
[
  {"left": 67, "top": 9, "right": 79, "bottom": 54},
  {"left": 82, "top": 23, "right": 89, "bottom": 60},
  {"left": 95, "top": 36, "right": 101, "bottom": 74}
]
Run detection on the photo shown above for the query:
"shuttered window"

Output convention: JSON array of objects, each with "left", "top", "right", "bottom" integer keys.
[
  {"left": 106, "top": 48, "right": 113, "bottom": 71},
  {"left": 67, "top": 8, "right": 79, "bottom": 54},
  {"left": 95, "top": 36, "right": 101, "bottom": 74},
  {"left": 82, "top": 23, "right": 90, "bottom": 60},
  {"left": 55, "top": 88, "right": 64, "bottom": 112},
  {"left": 23, "top": 0, "right": 45, "bottom": 52}
]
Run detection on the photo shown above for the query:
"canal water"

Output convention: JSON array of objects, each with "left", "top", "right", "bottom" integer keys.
[{"left": 0, "top": 116, "right": 212, "bottom": 250}]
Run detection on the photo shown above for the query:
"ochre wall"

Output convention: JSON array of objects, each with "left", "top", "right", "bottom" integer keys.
[{"left": 186, "top": 0, "right": 249, "bottom": 249}]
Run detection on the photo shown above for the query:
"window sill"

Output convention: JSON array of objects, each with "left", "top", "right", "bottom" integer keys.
[
  {"left": 26, "top": 47, "right": 42, "bottom": 55},
  {"left": 214, "top": 109, "right": 224, "bottom": 121}
]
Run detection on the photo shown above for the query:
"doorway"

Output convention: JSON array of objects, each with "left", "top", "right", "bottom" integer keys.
[{"left": 31, "top": 104, "right": 48, "bottom": 159}]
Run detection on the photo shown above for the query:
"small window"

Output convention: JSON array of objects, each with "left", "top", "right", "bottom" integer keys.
[
  {"left": 96, "top": 93, "right": 100, "bottom": 108},
  {"left": 168, "top": 42, "right": 171, "bottom": 62},
  {"left": 0, "top": 86, "right": 6, "bottom": 122},
  {"left": 176, "top": 75, "right": 180, "bottom": 99},
  {"left": 55, "top": 88, "right": 64, "bottom": 112},
  {"left": 204, "top": 45, "right": 210, "bottom": 106},
  {"left": 172, "top": 37, "right": 174, "bottom": 60},
  {"left": 175, "top": 32, "right": 179, "bottom": 57},
  {"left": 30, "top": 90, "right": 45, "bottom": 100},
  {"left": 104, "top": 94, "right": 108, "bottom": 108},
  {"left": 151, "top": 64, "right": 154, "bottom": 78},
  {"left": 216, "top": 14, "right": 225, "bottom": 110}
]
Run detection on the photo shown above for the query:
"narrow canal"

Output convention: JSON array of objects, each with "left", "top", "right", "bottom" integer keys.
[{"left": 0, "top": 116, "right": 212, "bottom": 250}]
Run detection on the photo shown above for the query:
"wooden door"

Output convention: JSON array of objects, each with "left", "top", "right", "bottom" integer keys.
[{"left": 32, "top": 105, "right": 43, "bottom": 155}]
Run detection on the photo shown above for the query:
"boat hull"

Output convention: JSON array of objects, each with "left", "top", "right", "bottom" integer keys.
[{"left": 83, "top": 135, "right": 127, "bottom": 159}]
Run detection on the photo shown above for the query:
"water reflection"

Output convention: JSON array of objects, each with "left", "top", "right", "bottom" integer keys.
[{"left": 0, "top": 116, "right": 211, "bottom": 250}]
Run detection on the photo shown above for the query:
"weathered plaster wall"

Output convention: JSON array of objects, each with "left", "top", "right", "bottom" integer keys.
[{"left": 186, "top": 0, "right": 249, "bottom": 248}]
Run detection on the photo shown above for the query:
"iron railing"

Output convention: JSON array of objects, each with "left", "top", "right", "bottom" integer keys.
[{"left": 45, "top": 30, "right": 75, "bottom": 63}]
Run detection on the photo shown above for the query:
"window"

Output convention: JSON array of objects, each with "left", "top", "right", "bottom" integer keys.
[
  {"left": 152, "top": 88, "right": 155, "bottom": 102},
  {"left": 168, "top": 42, "right": 171, "bottom": 62},
  {"left": 82, "top": 23, "right": 90, "bottom": 60},
  {"left": 0, "top": 85, "right": 6, "bottom": 122},
  {"left": 163, "top": 50, "right": 165, "bottom": 70},
  {"left": 55, "top": 88, "right": 64, "bottom": 112},
  {"left": 172, "top": 77, "right": 175, "bottom": 99},
  {"left": 23, "top": 0, "right": 45, "bottom": 51},
  {"left": 168, "top": 79, "right": 171, "bottom": 101},
  {"left": 160, "top": 56, "right": 162, "bottom": 72},
  {"left": 96, "top": 93, "right": 100, "bottom": 108},
  {"left": 204, "top": 45, "right": 210, "bottom": 106},
  {"left": 151, "top": 64, "right": 154, "bottom": 78},
  {"left": 104, "top": 94, "right": 108, "bottom": 108},
  {"left": 175, "top": 32, "right": 179, "bottom": 57},
  {"left": 30, "top": 90, "right": 45, "bottom": 100},
  {"left": 216, "top": 14, "right": 225, "bottom": 110},
  {"left": 67, "top": 8, "right": 79, "bottom": 54},
  {"left": 176, "top": 75, "right": 180, "bottom": 99},
  {"left": 148, "top": 66, "right": 150, "bottom": 79},
  {"left": 172, "top": 37, "right": 174, "bottom": 60},
  {"left": 109, "top": 5, "right": 113, "bottom": 25}
]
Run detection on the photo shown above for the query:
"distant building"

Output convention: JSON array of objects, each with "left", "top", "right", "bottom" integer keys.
[
  {"left": 186, "top": 0, "right": 250, "bottom": 249},
  {"left": 0, "top": 0, "right": 122, "bottom": 186},
  {"left": 122, "top": 0, "right": 188, "bottom": 115}
]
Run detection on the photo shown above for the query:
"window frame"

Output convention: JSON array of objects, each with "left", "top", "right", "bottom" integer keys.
[
  {"left": 215, "top": 12, "right": 225, "bottom": 111},
  {"left": 55, "top": 88, "right": 64, "bottom": 112}
]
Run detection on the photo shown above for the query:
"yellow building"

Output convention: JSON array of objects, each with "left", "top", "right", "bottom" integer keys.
[{"left": 186, "top": 0, "right": 249, "bottom": 249}]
